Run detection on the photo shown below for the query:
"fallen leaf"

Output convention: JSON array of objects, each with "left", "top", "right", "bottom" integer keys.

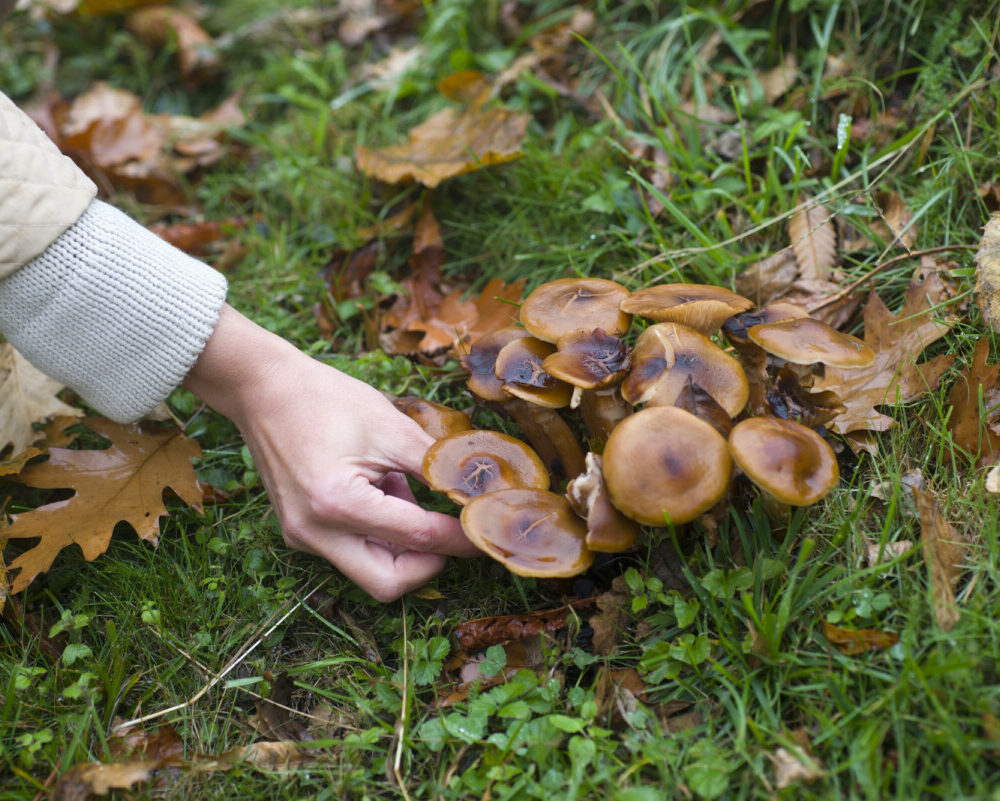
[
  {"left": 735, "top": 249, "right": 798, "bottom": 306},
  {"left": 248, "top": 672, "right": 312, "bottom": 742},
  {"left": 788, "top": 196, "right": 837, "bottom": 280},
  {"left": 811, "top": 270, "right": 957, "bottom": 434},
  {"left": 822, "top": 621, "right": 899, "bottom": 654},
  {"left": 0, "top": 344, "right": 83, "bottom": 456},
  {"left": 589, "top": 576, "right": 630, "bottom": 655},
  {"left": 2, "top": 419, "right": 203, "bottom": 594},
  {"left": 759, "top": 53, "right": 798, "bottom": 105},
  {"left": 946, "top": 339, "right": 1000, "bottom": 464},
  {"left": 861, "top": 538, "right": 913, "bottom": 567},
  {"left": 126, "top": 5, "right": 221, "bottom": 83},
  {"left": 911, "top": 486, "right": 968, "bottom": 630},
  {"left": 355, "top": 96, "right": 530, "bottom": 188},
  {"left": 108, "top": 722, "right": 185, "bottom": 763},
  {"left": 839, "top": 192, "right": 916, "bottom": 252},
  {"left": 452, "top": 597, "right": 597, "bottom": 652},
  {"left": 51, "top": 761, "right": 157, "bottom": 800},
  {"left": 770, "top": 730, "right": 825, "bottom": 789},
  {"left": 987, "top": 464, "right": 1000, "bottom": 494},
  {"left": 148, "top": 217, "right": 247, "bottom": 257}
]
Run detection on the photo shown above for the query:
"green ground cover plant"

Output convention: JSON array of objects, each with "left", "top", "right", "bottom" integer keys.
[{"left": 3, "top": 0, "right": 1000, "bottom": 798}]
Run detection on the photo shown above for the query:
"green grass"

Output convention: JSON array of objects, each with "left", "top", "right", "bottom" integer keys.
[{"left": 3, "top": 0, "right": 1000, "bottom": 798}]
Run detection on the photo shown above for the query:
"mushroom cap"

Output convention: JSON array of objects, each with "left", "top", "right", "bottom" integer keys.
[
  {"left": 392, "top": 397, "right": 473, "bottom": 440},
  {"left": 461, "top": 327, "right": 533, "bottom": 402},
  {"left": 520, "top": 278, "right": 632, "bottom": 342},
  {"left": 495, "top": 336, "right": 573, "bottom": 408},
  {"left": 748, "top": 317, "right": 875, "bottom": 367},
  {"left": 566, "top": 452, "right": 640, "bottom": 553},
  {"left": 423, "top": 430, "right": 549, "bottom": 505},
  {"left": 722, "top": 301, "right": 810, "bottom": 346},
  {"left": 620, "top": 283, "right": 754, "bottom": 334},
  {"left": 461, "top": 488, "right": 595, "bottom": 577},
  {"left": 728, "top": 416, "right": 839, "bottom": 506},
  {"left": 603, "top": 406, "right": 732, "bottom": 525},
  {"left": 621, "top": 322, "right": 749, "bottom": 416},
  {"left": 541, "top": 328, "right": 631, "bottom": 389}
]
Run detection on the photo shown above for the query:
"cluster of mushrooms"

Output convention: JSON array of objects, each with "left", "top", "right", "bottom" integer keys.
[{"left": 392, "top": 278, "right": 875, "bottom": 578}]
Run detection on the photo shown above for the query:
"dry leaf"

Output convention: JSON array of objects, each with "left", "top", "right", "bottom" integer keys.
[
  {"left": 355, "top": 97, "right": 529, "bottom": 188},
  {"left": 862, "top": 538, "right": 913, "bottom": 567},
  {"left": 839, "top": 192, "right": 916, "bottom": 252},
  {"left": 977, "top": 213, "right": 1000, "bottom": 333},
  {"left": 452, "top": 597, "right": 597, "bottom": 652},
  {"left": 759, "top": 53, "right": 798, "bottom": 105},
  {"left": 589, "top": 576, "right": 630, "bottom": 655},
  {"left": 911, "top": 486, "right": 968, "bottom": 630},
  {"left": 2, "top": 419, "right": 203, "bottom": 594},
  {"left": 811, "top": 271, "right": 957, "bottom": 434},
  {"left": 0, "top": 344, "right": 83, "bottom": 456},
  {"left": 51, "top": 761, "right": 157, "bottom": 800},
  {"left": 735, "top": 249, "right": 798, "bottom": 306},
  {"left": 947, "top": 339, "right": 1000, "bottom": 464},
  {"left": 788, "top": 196, "right": 837, "bottom": 279},
  {"left": 771, "top": 732, "right": 825, "bottom": 789},
  {"left": 126, "top": 5, "right": 221, "bottom": 83},
  {"left": 822, "top": 621, "right": 899, "bottom": 654},
  {"left": 986, "top": 464, "right": 1000, "bottom": 493}
]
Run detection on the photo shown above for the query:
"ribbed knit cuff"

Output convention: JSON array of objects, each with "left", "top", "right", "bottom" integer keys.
[{"left": 0, "top": 199, "right": 228, "bottom": 422}]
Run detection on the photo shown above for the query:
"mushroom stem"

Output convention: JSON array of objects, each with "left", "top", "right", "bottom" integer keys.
[
  {"left": 502, "top": 398, "right": 586, "bottom": 483},
  {"left": 579, "top": 387, "right": 629, "bottom": 450}
]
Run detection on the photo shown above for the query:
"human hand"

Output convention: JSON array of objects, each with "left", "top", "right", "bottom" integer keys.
[{"left": 184, "top": 305, "right": 480, "bottom": 601}]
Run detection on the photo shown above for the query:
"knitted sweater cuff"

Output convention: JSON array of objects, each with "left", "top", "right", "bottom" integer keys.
[{"left": 0, "top": 199, "right": 228, "bottom": 422}]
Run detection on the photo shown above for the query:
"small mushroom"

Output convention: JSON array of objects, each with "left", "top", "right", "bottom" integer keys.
[
  {"left": 461, "top": 488, "right": 595, "bottom": 577},
  {"left": 565, "top": 452, "right": 640, "bottom": 553},
  {"left": 520, "top": 278, "right": 632, "bottom": 343},
  {"left": 423, "top": 430, "right": 549, "bottom": 505},
  {"left": 748, "top": 317, "right": 875, "bottom": 368},
  {"left": 620, "top": 283, "right": 754, "bottom": 335},
  {"left": 391, "top": 396, "right": 473, "bottom": 440},
  {"left": 602, "top": 406, "right": 733, "bottom": 526},
  {"left": 460, "top": 327, "right": 533, "bottom": 403},
  {"left": 495, "top": 336, "right": 574, "bottom": 408},
  {"left": 728, "top": 416, "right": 839, "bottom": 506},
  {"left": 621, "top": 322, "right": 749, "bottom": 417}
]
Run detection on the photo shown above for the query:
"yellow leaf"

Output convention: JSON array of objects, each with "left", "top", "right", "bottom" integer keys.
[{"left": 0, "top": 344, "right": 83, "bottom": 456}]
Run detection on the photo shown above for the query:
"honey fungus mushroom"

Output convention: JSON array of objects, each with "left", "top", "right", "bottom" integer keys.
[
  {"left": 391, "top": 396, "right": 473, "bottom": 440},
  {"left": 520, "top": 277, "right": 632, "bottom": 342},
  {"left": 748, "top": 317, "right": 875, "bottom": 368},
  {"left": 621, "top": 322, "right": 749, "bottom": 417},
  {"left": 602, "top": 406, "right": 732, "bottom": 526},
  {"left": 423, "top": 430, "right": 549, "bottom": 505},
  {"left": 728, "top": 416, "right": 839, "bottom": 506},
  {"left": 460, "top": 488, "right": 594, "bottom": 577},
  {"left": 620, "top": 283, "right": 754, "bottom": 335},
  {"left": 565, "top": 452, "right": 639, "bottom": 553}
]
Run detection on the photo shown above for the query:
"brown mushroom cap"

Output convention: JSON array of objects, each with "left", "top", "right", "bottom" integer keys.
[
  {"left": 602, "top": 406, "right": 732, "bottom": 525},
  {"left": 461, "top": 327, "right": 534, "bottom": 402},
  {"left": 620, "top": 283, "right": 754, "bottom": 334},
  {"left": 621, "top": 322, "right": 749, "bottom": 416},
  {"left": 541, "top": 328, "right": 631, "bottom": 389},
  {"left": 748, "top": 317, "right": 875, "bottom": 367},
  {"left": 722, "top": 301, "right": 810, "bottom": 346},
  {"left": 495, "top": 337, "right": 573, "bottom": 408},
  {"left": 391, "top": 397, "right": 473, "bottom": 440},
  {"left": 461, "top": 488, "right": 595, "bottom": 577},
  {"left": 423, "top": 430, "right": 549, "bottom": 505},
  {"left": 520, "top": 278, "right": 632, "bottom": 342},
  {"left": 728, "top": 416, "right": 839, "bottom": 505},
  {"left": 566, "top": 452, "right": 640, "bottom": 553}
]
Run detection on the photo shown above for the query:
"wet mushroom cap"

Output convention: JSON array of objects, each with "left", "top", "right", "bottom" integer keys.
[
  {"left": 748, "top": 317, "right": 875, "bottom": 367},
  {"left": 620, "top": 283, "right": 754, "bottom": 334},
  {"left": 391, "top": 397, "right": 473, "bottom": 440},
  {"left": 495, "top": 336, "right": 573, "bottom": 408},
  {"left": 621, "top": 322, "right": 749, "bottom": 417},
  {"left": 461, "top": 327, "right": 534, "bottom": 402},
  {"left": 542, "top": 328, "right": 631, "bottom": 389},
  {"left": 722, "top": 301, "right": 810, "bottom": 346},
  {"left": 520, "top": 278, "right": 632, "bottom": 342},
  {"left": 566, "top": 452, "right": 640, "bottom": 553},
  {"left": 603, "top": 406, "right": 732, "bottom": 525},
  {"left": 728, "top": 416, "right": 839, "bottom": 506},
  {"left": 461, "top": 488, "right": 595, "bottom": 577},
  {"left": 423, "top": 430, "right": 549, "bottom": 505}
]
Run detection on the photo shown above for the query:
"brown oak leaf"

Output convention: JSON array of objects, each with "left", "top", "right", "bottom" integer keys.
[
  {"left": 946, "top": 339, "right": 1000, "bottom": 465},
  {"left": 811, "top": 271, "right": 956, "bottom": 434},
  {"left": 788, "top": 195, "right": 837, "bottom": 280},
  {"left": 2, "top": 419, "right": 202, "bottom": 594},
  {"left": 911, "top": 486, "right": 968, "bottom": 631}
]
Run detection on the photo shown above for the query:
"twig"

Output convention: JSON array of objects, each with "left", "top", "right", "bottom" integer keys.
[
  {"left": 393, "top": 597, "right": 414, "bottom": 801},
  {"left": 805, "top": 244, "right": 977, "bottom": 314},
  {"left": 115, "top": 576, "right": 330, "bottom": 730}
]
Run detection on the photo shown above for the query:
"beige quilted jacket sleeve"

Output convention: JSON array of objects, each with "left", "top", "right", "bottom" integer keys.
[{"left": 0, "top": 91, "right": 97, "bottom": 278}]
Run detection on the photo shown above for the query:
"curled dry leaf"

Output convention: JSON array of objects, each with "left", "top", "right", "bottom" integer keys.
[
  {"left": 771, "top": 735, "right": 825, "bottom": 789},
  {"left": 810, "top": 270, "right": 957, "bottom": 435},
  {"left": 2, "top": 419, "right": 203, "bottom": 594},
  {"left": 355, "top": 95, "right": 530, "bottom": 188},
  {"left": 946, "top": 339, "right": 1000, "bottom": 465},
  {"left": 822, "top": 621, "right": 899, "bottom": 655},
  {"left": 452, "top": 597, "right": 596, "bottom": 652},
  {"left": 911, "top": 486, "right": 969, "bottom": 631},
  {"left": 862, "top": 537, "right": 913, "bottom": 567},
  {"left": 0, "top": 343, "right": 83, "bottom": 457},
  {"left": 788, "top": 195, "right": 837, "bottom": 280},
  {"left": 126, "top": 6, "right": 221, "bottom": 83}
]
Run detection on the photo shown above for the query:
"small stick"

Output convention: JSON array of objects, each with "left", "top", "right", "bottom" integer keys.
[{"left": 805, "top": 244, "right": 977, "bottom": 314}]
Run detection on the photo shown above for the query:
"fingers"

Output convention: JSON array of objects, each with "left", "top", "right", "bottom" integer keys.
[{"left": 320, "top": 536, "right": 451, "bottom": 603}]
